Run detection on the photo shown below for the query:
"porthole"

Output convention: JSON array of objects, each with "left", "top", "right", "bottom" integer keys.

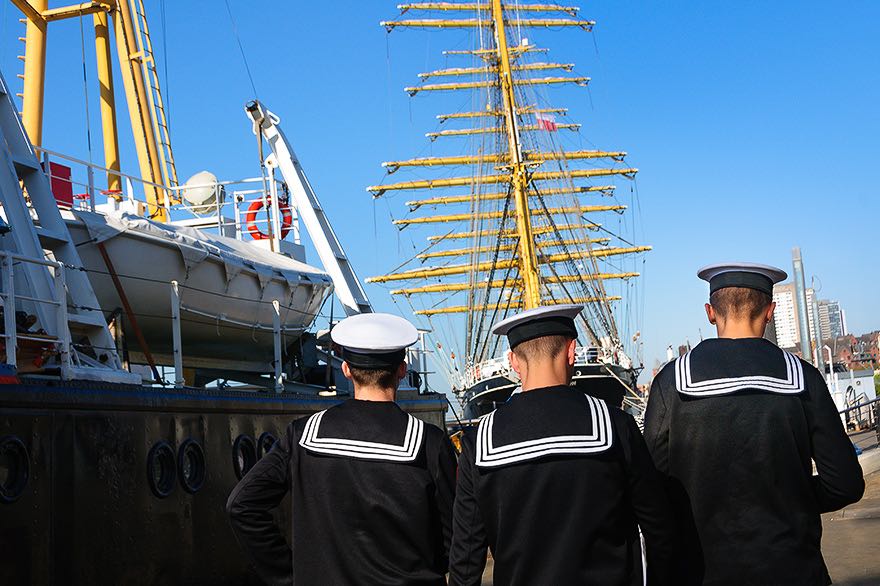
[
  {"left": 257, "top": 432, "right": 277, "bottom": 459},
  {"left": 232, "top": 434, "right": 257, "bottom": 480},
  {"left": 178, "top": 439, "right": 206, "bottom": 494},
  {"left": 0, "top": 436, "right": 29, "bottom": 504},
  {"left": 147, "top": 441, "right": 176, "bottom": 498}
]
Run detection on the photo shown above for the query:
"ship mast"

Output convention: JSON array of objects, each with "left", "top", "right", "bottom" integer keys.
[
  {"left": 491, "top": 0, "right": 541, "bottom": 310},
  {"left": 372, "top": 2, "right": 652, "bottom": 374}
]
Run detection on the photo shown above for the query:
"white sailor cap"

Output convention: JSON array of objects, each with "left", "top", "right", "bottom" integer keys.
[
  {"left": 697, "top": 262, "right": 787, "bottom": 296},
  {"left": 330, "top": 313, "right": 418, "bottom": 370},
  {"left": 491, "top": 304, "right": 583, "bottom": 349}
]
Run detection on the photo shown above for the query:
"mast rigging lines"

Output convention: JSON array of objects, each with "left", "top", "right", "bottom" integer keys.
[{"left": 374, "top": 1, "right": 650, "bottom": 365}]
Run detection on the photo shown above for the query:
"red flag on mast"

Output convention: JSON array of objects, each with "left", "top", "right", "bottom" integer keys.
[{"left": 535, "top": 113, "right": 558, "bottom": 131}]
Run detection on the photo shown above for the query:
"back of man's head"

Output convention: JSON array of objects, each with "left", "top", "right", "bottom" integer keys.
[
  {"left": 347, "top": 364, "right": 402, "bottom": 391},
  {"left": 709, "top": 286, "right": 772, "bottom": 322},
  {"left": 512, "top": 334, "right": 572, "bottom": 366}
]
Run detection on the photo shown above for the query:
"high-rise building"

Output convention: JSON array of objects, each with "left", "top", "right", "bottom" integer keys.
[
  {"left": 773, "top": 283, "right": 800, "bottom": 349},
  {"left": 772, "top": 283, "right": 820, "bottom": 350},
  {"left": 818, "top": 300, "right": 845, "bottom": 340}
]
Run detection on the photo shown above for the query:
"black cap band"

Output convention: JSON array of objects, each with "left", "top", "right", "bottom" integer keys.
[
  {"left": 709, "top": 271, "right": 774, "bottom": 296},
  {"left": 342, "top": 348, "right": 406, "bottom": 371},
  {"left": 507, "top": 316, "right": 578, "bottom": 349}
]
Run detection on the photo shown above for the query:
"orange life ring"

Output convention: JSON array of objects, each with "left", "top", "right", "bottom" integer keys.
[{"left": 245, "top": 197, "right": 293, "bottom": 240}]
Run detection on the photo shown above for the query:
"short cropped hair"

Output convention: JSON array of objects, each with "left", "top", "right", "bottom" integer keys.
[
  {"left": 512, "top": 334, "right": 572, "bottom": 364},
  {"left": 710, "top": 287, "right": 772, "bottom": 321},
  {"left": 348, "top": 365, "right": 401, "bottom": 390}
]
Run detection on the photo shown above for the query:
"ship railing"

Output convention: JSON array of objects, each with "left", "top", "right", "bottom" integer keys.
[
  {"left": 17, "top": 149, "right": 309, "bottom": 389},
  {"left": 839, "top": 395, "right": 878, "bottom": 433},
  {"left": 401, "top": 330, "right": 433, "bottom": 394},
  {"left": 0, "top": 251, "right": 69, "bottom": 370},
  {"left": 575, "top": 345, "right": 604, "bottom": 364},
  {"left": 34, "top": 147, "right": 303, "bottom": 257},
  {"left": 460, "top": 344, "right": 616, "bottom": 389},
  {"left": 460, "top": 355, "right": 514, "bottom": 390}
]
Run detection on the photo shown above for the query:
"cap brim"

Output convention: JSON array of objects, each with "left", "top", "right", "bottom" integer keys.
[
  {"left": 697, "top": 262, "right": 787, "bottom": 285},
  {"left": 492, "top": 304, "right": 583, "bottom": 336}
]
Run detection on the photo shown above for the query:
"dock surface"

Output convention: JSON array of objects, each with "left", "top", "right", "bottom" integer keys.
[{"left": 823, "top": 429, "right": 880, "bottom": 586}]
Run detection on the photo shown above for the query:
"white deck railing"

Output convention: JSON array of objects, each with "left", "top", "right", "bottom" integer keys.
[
  {"left": 35, "top": 147, "right": 301, "bottom": 254},
  {"left": 0, "top": 251, "right": 67, "bottom": 370},
  {"left": 457, "top": 344, "right": 622, "bottom": 391}
]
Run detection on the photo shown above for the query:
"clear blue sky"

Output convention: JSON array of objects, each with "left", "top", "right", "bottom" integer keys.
[{"left": 2, "top": 1, "right": 878, "bottom": 381}]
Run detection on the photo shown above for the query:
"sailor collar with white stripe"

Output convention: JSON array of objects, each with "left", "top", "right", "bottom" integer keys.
[
  {"left": 299, "top": 408, "right": 425, "bottom": 462},
  {"left": 675, "top": 340, "right": 805, "bottom": 396},
  {"left": 475, "top": 392, "right": 613, "bottom": 468}
]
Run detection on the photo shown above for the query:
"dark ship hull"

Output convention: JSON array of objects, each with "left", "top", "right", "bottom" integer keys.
[
  {"left": 0, "top": 373, "right": 446, "bottom": 585},
  {"left": 460, "top": 362, "right": 638, "bottom": 419}
]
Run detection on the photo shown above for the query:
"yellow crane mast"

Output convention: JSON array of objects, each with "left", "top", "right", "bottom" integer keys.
[{"left": 13, "top": 0, "right": 177, "bottom": 220}]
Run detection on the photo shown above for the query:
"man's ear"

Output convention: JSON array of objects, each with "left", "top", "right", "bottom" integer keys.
[
  {"left": 765, "top": 301, "right": 776, "bottom": 324},
  {"left": 341, "top": 361, "right": 353, "bottom": 381},
  {"left": 508, "top": 349, "right": 523, "bottom": 378},
  {"left": 705, "top": 303, "right": 717, "bottom": 325},
  {"left": 567, "top": 338, "right": 577, "bottom": 366},
  {"left": 397, "top": 361, "right": 408, "bottom": 382}
]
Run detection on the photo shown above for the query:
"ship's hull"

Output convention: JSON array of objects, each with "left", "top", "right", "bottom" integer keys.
[
  {"left": 66, "top": 212, "right": 332, "bottom": 369},
  {"left": 0, "top": 377, "right": 446, "bottom": 585},
  {"left": 460, "top": 362, "right": 638, "bottom": 419}
]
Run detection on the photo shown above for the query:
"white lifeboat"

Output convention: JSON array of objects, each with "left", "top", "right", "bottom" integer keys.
[{"left": 66, "top": 210, "right": 333, "bottom": 369}]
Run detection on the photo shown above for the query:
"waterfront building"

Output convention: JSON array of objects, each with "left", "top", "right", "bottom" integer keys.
[
  {"left": 818, "top": 300, "right": 846, "bottom": 340},
  {"left": 772, "top": 282, "right": 800, "bottom": 349},
  {"left": 772, "top": 282, "right": 826, "bottom": 350}
]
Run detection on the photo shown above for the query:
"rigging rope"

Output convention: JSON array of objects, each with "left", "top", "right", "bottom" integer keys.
[
  {"left": 78, "top": 14, "right": 94, "bottom": 165},
  {"left": 223, "top": 0, "right": 259, "bottom": 99},
  {"left": 159, "top": 0, "right": 172, "bottom": 133},
  {"left": 470, "top": 183, "right": 514, "bottom": 362}
]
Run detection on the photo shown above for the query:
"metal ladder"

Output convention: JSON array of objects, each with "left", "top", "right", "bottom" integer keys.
[
  {"left": 130, "top": 0, "right": 178, "bottom": 187},
  {"left": 0, "top": 69, "right": 137, "bottom": 383}
]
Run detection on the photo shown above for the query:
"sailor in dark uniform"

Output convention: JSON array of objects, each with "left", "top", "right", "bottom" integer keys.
[
  {"left": 226, "top": 313, "right": 457, "bottom": 586},
  {"left": 449, "top": 305, "right": 674, "bottom": 586},
  {"left": 644, "top": 263, "right": 865, "bottom": 586}
]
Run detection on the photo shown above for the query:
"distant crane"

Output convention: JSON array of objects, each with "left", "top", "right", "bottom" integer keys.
[{"left": 13, "top": 0, "right": 177, "bottom": 220}]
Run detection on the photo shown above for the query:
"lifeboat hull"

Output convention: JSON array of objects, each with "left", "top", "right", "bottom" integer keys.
[{"left": 66, "top": 211, "right": 333, "bottom": 369}]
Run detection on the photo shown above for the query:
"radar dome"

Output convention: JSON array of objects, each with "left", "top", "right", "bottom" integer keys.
[{"left": 182, "top": 171, "right": 225, "bottom": 216}]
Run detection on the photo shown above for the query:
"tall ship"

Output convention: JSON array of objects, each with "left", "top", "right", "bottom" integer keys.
[
  {"left": 0, "top": 2, "right": 444, "bottom": 584},
  {"left": 369, "top": 1, "right": 651, "bottom": 419}
]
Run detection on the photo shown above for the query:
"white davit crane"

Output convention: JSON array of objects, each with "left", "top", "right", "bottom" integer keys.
[{"left": 245, "top": 101, "right": 373, "bottom": 316}]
